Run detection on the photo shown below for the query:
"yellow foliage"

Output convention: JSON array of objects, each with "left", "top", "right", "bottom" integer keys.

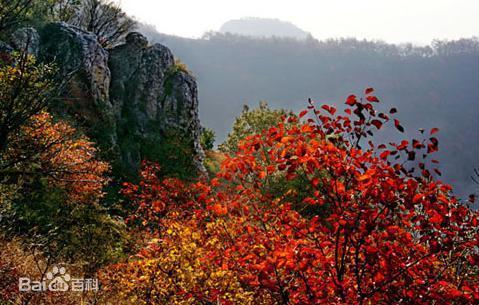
[{"left": 100, "top": 217, "right": 256, "bottom": 305}]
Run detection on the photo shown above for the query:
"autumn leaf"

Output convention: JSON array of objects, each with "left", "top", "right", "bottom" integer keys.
[
  {"left": 370, "top": 119, "right": 383, "bottom": 130},
  {"left": 299, "top": 110, "right": 308, "bottom": 118},
  {"left": 346, "top": 95, "right": 357, "bottom": 106},
  {"left": 394, "top": 119, "right": 405, "bottom": 132},
  {"left": 366, "top": 95, "right": 379, "bottom": 103}
]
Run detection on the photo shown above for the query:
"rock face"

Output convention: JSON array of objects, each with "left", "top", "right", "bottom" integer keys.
[
  {"left": 37, "top": 23, "right": 205, "bottom": 177},
  {"left": 39, "top": 23, "right": 112, "bottom": 115},
  {"left": 109, "top": 32, "right": 206, "bottom": 175},
  {"left": 11, "top": 27, "right": 40, "bottom": 55},
  {"left": 38, "top": 22, "right": 116, "bottom": 151}
]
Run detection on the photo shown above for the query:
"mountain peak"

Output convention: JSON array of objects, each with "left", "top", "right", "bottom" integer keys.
[{"left": 219, "top": 17, "right": 311, "bottom": 40}]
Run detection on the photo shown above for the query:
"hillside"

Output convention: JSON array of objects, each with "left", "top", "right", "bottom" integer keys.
[{"left": 1, "top": 1, "right": 479, "bottom": 304}]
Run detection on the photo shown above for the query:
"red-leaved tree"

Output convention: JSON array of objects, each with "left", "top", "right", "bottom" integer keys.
[{"left": 102, "top": 89, "right": 479, "bottom": 305}]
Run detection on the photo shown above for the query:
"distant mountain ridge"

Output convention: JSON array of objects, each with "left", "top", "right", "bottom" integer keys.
[
  {"left": 219, "top": 17, "right": 311, "bottom": 40},
  {"left": 138, "top": 26, "right": 479, "bottom": 198}
]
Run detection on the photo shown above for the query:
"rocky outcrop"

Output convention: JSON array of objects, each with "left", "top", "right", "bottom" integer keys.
[
  {"left": 109, "top": 32, "right": 206, "bottom": 175},
  {"left": 37, "top": 23, "right": 205, "bottom": 177},
  {"left": 39, "top": 23, "right": 113, "bottom": 120}
]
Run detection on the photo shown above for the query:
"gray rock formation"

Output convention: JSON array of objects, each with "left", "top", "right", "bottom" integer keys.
[
  {"left": 37, "top": 23, "right": 205, "bottom": 177},
  {"left": 109, "top": 32, "right": 206, "bottom": 175},
  {"left": 38, "top": 22, "right": 117, "bottom": 153},
  {"left": 39, "top": 23, "right": 112, "bottom": 111},
  {"left": 11, "top": 27, "right": 40, "bottom": 55}
]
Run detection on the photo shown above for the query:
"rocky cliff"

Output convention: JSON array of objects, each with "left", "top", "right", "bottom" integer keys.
[
  {"left": 109, "top": 32, "right": 206, "bottom": 177},
  {"left": 35, "top": 22, "right": 205, "bottom": 178}
]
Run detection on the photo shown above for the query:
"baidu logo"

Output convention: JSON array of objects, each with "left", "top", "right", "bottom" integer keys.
[{"left": 19, "top": 265, "right": 98, "bottom": 292}]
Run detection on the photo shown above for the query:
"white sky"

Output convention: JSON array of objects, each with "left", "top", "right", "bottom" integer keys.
[{"left": 117, "top": 0, "right": 479, "bottom": 44}]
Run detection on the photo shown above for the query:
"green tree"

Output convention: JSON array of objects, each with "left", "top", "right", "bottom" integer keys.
[
  {"left": 200, "top": 127, "right": 215, "bottom": 151},
  {"left": 219, "top": 101, "right": 292, "bottom": 153}
]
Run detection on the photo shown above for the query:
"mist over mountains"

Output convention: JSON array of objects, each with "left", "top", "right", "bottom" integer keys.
[
  {"left": 139, "top": 22, "right": 479, "bottom": 197},
  {"left": 219, "top": 17, "right": 311, "bottom": 40}
]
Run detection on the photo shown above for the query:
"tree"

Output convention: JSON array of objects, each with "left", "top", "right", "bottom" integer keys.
[
  {"left": 72, "top": 0, "right": 137, "bottom": 48},
  {"left": 1, "top": 111, "right": 109, "bottom": 202},
  {"left": 0, "top": 52, "right": 58, "bottom": 154},
  {"left": 200, "top": 127, "right": 215, "bottom": 151},
  {"left": 0, "top": 110, "right": 125, "bottom": 287},
  {"left": 30, "top": 0, "right": 81, "bottom": 25},
  {"left": 219, "top": 101, "right": 291, "bottom": 153},
  {"left": 103, "top": 89, "right": 479, "bottom": 304},
  {"left": 0, "top": 0, "right": 34, "bottom": 34}
]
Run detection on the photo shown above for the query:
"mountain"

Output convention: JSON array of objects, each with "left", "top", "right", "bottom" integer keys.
[
  {"left": 140, "top": 28, "right": 479, "bottom": 197},
  {"left": 219, "top": 17, "right": 311, "bottom": 40}
]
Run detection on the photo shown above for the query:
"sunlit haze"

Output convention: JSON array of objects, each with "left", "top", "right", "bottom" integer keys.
[{"left": 117, "top": 0, "right": 479, "bottom": 44}]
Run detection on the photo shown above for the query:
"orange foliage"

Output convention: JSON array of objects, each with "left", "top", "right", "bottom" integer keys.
[
  {"left": 4, "top": 111, "right": 109, "bottom": 203},
  {"left": 103, "top": 89, "right": 479, "bottom": 304}
]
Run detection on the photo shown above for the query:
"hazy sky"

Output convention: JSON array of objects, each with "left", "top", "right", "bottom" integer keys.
[{"left": 117, "top": 0, "right": 479, "bottom": 44}]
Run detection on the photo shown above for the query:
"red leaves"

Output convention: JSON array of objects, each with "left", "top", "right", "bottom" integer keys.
[
  {"left": 357, "top": 172, "right": 372, "bottom": 182},
  {"left": 431, "top": 127, "right": 439, "bottom": 135},
  {"left": 321, "top": 104, "right": 337, "bottom": 115},
  {"left": 210, "top": 204, "right": 228, "bottom": 216},
  {"left": 280, "top": 136, "right": 295, "bottom": 144},
  {"left": 394, "top": 119, "right": 405, "bottom": 133},
  {"left": 428, "top": 137, "right": 439, "bottom": 153},
  {"left": 429, "top": 210, "right": 443, "bottom": 224},
  {"left": 346, "top": 95, "right": 357, "bottom": 106},
  {"left": 366, "top": 95, "right": 380, "bottom": 103},
  {"left": 299, "top": 110, "right": 308, "bottom": 118},
  {"left": 413, "top": 193, "right": 424, "bottom": 204},
  {"left": 16, "top": 112, "right": 109, "bottom": 204},
  {"left": 365, "top": 87, "right": 375, "bottom": 95},
  {"left": 300, "top": 124, "right": 314, "bottom": 133},
  {"left": 380, "top": 150, "right": 391, "bottom": 160},
  {"left": 370, "top": 119, "right": 383, "bottom": 130},
  {"left": 114, "top": 89, "right": 479, "bottom": 305},
  {"left": 152, "top": 200, "right": 165, "bottom": 213}
]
